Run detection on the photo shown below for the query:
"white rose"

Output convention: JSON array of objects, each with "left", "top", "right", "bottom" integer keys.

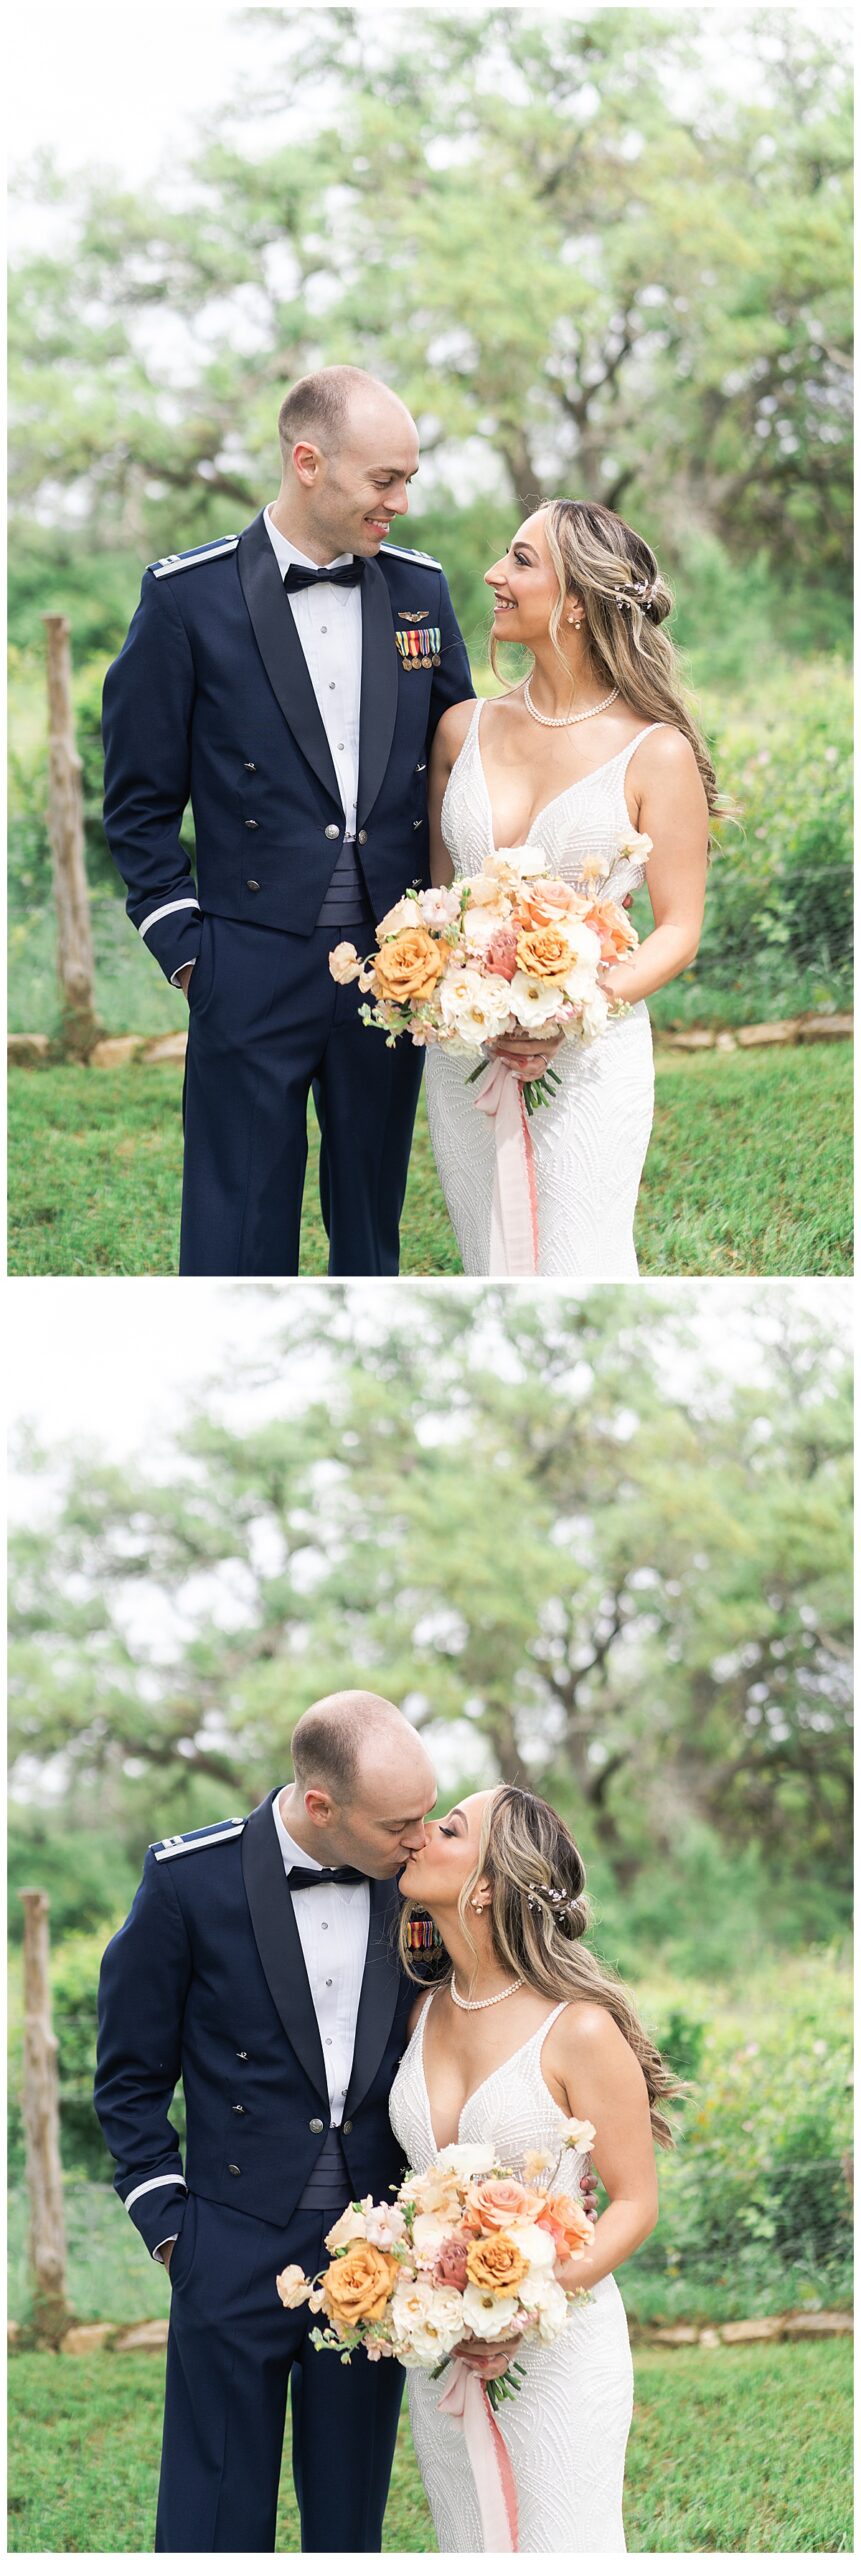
[
  {"left": 511, "top": 2221, "right": 556, "bottom": 2272},
  {"left": 376, "top": 894, "right": 420, "bottom": 941},
  {"left": 412, "top": 2209, "right": 462, "bottom": 2263},
  {"left": 562, "top": 921, "right": 603, "bottom": 970},
  {"left": 507, "top": 972, "right": 566, "bottom": 1030},
  {"left": 435, "top": 2142, "right": 498, "bottom": 2178},
  {"left": 438, "top": 966, "right": 513, "bottom": 1047},
  {"left": 519, "top": 2272, "right": 569, "bottom": 2343},
  {"left": 325, "top": 2202, "right": 367, "bottom": 2251},
  {"left": 461, "top": 2283, "right": 523, "bottom": 2341}
]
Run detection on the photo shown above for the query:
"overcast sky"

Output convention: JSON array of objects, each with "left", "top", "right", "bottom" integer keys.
[
  {"left": 8, "top": 1, "right": 844, "bottom": 198},
  {"left": 7, "top": 1278, "right": 850, "bottom": 1488}
]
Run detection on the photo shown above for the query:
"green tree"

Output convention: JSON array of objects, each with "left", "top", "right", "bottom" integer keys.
[{"left": 9, "top": 1289, "right": 851, "bottom": 1894}]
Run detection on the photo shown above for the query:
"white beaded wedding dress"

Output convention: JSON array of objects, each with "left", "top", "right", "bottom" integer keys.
[
  {"left": 424, "top": 702, "right": 664, "bottom": 1276},
  {"left": 389, "top": 1995, "right": 634, "bottom": 2554}
]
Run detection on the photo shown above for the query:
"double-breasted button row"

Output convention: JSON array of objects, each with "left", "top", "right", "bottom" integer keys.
[
  {"left": 309, "top": 2116, "right": 324, "bottom": 2134},
  {"left": 324, "top": 824, "right": 339, "bottom": 841}
]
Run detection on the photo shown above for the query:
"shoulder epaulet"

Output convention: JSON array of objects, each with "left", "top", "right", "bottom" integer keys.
[
  {"left": 152, "top": 1816, "right": 246, "bottom": 1861},
  {"left": 381, "top": 543, "right": 442, "bottom": 570},
  {"left": 150, "top": 536, "right": 240, "bottom": 580}
]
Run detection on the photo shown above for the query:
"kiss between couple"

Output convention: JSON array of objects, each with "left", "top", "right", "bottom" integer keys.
[
  {"left": 95, "top": 1692, "right": 675, "bottom": 2553},
  {"left": 102, "top": 364, "right": 711, "bottom": 1280}
]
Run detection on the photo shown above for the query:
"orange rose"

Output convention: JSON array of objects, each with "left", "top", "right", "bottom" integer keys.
[
  {"left": 580, "top": 901, "right": 638, "bottom": 964},
  {"left": 322, "top": 2241, "right": 397, "bottom": 2332},
  {"left": 463, "top": 2178, "right": 545, "bottom": 2233},
  {"left": 515, "top": 925, "right": 576, "bottom": 980},
  {"left": 373, "top": 926, "right": 444, "bottom": 1006},
  {"left": 465, "top": 2232, "right": 530, "bottom": 2296},
  {"left": 536, "top": 2193, "right": 595, "bottom": 2264}
]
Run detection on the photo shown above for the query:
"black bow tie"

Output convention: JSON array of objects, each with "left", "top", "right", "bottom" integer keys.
[
  {"left": 288, "top": 1863, "right": 366, "bottom": 1889},
  {"left": 283, "top": 560, "right": 364, "bottom": 594}
]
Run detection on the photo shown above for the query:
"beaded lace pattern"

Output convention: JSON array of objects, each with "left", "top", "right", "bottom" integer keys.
[{"left": 424, "top": 701, "right": 663, "bottom": 1277}]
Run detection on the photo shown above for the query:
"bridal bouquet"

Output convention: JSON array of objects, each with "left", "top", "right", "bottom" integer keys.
[
  {"left": 276, "top": 2124, "right": 596, "bottom": 2553},
  {"left": 329, "top": 832, "right": 650, "bottom": 1275}
]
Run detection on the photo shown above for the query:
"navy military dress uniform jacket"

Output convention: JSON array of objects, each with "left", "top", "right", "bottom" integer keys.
[
  {"left": 94, "top": 1787, "right": 414, "bottom": 2256},
  {"left": 94, "top": 1791, "right": 418, "bottom": 2553},
  {"left": 101, "top": 512, "right": 475, "bottom": 986}
]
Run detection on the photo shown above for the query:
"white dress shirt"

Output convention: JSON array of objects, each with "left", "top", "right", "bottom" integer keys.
[
  {"left": 272, "top": 1792, "right": 370, "bottom": 2126},
  {"left": 263, "top": 507, "right": 363, "bottom": 838}
]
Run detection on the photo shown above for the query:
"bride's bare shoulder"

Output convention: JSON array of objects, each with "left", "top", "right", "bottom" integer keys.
[{"left": 433, "top": 697, "right": 478, "bottom": 764}]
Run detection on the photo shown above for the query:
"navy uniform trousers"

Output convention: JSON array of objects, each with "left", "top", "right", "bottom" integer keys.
[
  {"left": 179, "top": 916, "right": 423, "bottom": 1277},
  {"left": 158, "top": 2192, "right": 404, "bottom": 2552}
]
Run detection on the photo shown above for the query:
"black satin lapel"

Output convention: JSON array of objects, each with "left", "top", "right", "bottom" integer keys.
[
  {"left": 344, "top": 1879, "right": 402, "bottom": 2119},
  {"left": 236, "top": 513, "right": 343, "bottom": 809},
  {"left": 357, "top": 560, "right": 398, "bottom": 829},
  {"left": 240, "top": 1791, "right": 329, "bottom": 2101}
]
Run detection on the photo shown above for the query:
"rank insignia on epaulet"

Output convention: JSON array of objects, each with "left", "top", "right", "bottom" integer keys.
[
  {"left": 381, "top": 543, "right": 443, "bottom": 569},
  {"left": 150, "top": 536, "right": 241, "bottom": 579},
  {"left": 152, "top": 1817, "right": 246, "bottom": 1860}
]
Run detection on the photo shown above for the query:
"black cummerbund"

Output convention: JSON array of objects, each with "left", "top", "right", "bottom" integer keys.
[
  {"left": 297, "top": 2124, "right": 353, "bottom": 2212},
  {"left": 315, "top": 837, "right": 375, "bottom": 934}
]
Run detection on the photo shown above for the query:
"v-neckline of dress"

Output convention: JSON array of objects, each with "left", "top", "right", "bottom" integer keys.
[
  {"left": 470, "top": 697, "right": 657, "bottom": 854},
  {"left": 415, "top": 1990, "right": 568, "bottom": 2157}
]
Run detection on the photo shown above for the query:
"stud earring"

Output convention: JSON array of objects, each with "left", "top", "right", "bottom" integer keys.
[{"left": 470, "top": 1896, "right": 486, "bottom": 1913}]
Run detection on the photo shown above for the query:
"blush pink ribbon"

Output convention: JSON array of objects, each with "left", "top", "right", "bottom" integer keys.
[
  {"left": 473, "top": 1060, "right": 539, "bottom": 1276},
  {"left": 438, "top": 2362, "right": 519, "bottom": 2552}
]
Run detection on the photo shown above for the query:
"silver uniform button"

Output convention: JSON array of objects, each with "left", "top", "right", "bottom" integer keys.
[
  {"left": 228, "top": 2162, "right": 241, "bottom": 2175},
  {"left": 324, "top": 824, "right": 339, "bottom": 840},
  {"left": 357, "top": 830, "right": 367, "bottom": 844},
  {"left": 309, "top": 2117, "right": 324, "bottom": 2134},
  {"left": 342, "top": 2119, "right": 353, "bottom": 2135}
]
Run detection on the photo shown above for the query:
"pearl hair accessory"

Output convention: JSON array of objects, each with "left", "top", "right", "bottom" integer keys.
[
  {"left": 526, "top": 1881, "right": 583, "bottom": 1917},
  {"left": 614, "top": 575, "right": 660, "bottom": 614}
]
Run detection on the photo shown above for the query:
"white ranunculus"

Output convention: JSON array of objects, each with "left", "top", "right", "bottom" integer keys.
[
  {"left": 390, "top": 2277, "right": 468, "bottom": 2365},
  {"left": 561, "top": 2116, "right": 598, "bottom": 2152},
  {"left": 417, "top": 884, "right": 461, "bottom": 929},
  {"left": 438, "top": 967, "right": 513, "bottom": 1047},
  {"left": 461, "top": 2282, "right": 524, "bottom": 2340},
  {"left": 506, "top": 972, "right": 565, "bottom": 1030},
  {"left": 435, "top": 2142, "right": 498, "bottom": 2177}
]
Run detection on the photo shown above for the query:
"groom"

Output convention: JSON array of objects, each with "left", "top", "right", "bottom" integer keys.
[
  {"left": 101, "top": 367, "right": 475, "bottom": 1278},
  {"left": 94, "top": 1692, "right": 437, "bottom": 2553}
]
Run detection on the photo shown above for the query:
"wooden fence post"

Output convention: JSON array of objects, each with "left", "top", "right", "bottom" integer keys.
[
  {"left": 19, "top": 1888, "right": 71, "bottom": 2344},
  {"left": 42, "top": 613, "right": 101, "bottom": 1058}
]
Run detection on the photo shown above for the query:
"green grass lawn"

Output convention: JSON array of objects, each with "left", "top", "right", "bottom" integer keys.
[
  {"left": 7, "top": 2338, "right": 851, "bottom": 2553},
  {"left": 7, "top": 1043, "right": 852, "bottom": 1276}
]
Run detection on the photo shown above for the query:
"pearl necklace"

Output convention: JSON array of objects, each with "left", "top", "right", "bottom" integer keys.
[
  {"left": 450, "top": 1976, "right": 524, "bottom": 2012},
  {"left": 523, "top": 679, "right": 619, "bottom": 728}
]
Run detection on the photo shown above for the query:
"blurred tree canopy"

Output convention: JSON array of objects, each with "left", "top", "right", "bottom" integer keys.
[
  {"left": 8, "top": 6, "right": 851, "bottom": 630},
  {"left": 9, "top": 1287, "right": 851, "bottom": 1905}
]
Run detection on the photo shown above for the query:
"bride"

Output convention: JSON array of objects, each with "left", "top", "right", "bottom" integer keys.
[
  {"left": 424, "top": 499, "right": 712, "bottom": 1276},
  {"left": 390, "top": 1785, "right": 680, "bottom": 2554}
]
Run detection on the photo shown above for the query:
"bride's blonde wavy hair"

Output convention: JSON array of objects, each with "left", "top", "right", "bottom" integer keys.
[
  {"left": 490, "top": 498, "right": 727, "bottom": 840},
  {"left": 399, "top": 1784, "right": 684, "bottom": 2150}
]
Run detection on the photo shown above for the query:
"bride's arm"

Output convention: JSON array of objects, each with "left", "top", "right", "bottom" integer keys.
[
  {"left": 555, "top": 2005, "right": 658, "bottom": 2291},
  {"left": 427, "top": 702, "right": 473, "bottom": 885},
  {"left": 599, "top": 726, "right": 709, "bottom": 1008}
]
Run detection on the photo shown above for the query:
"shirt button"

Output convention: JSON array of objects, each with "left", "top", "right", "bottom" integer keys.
[
  {"left": 309, "top": 2118, "right": 324, "bottom": 2134},
  {"left": 320, "top": 625, "right": 327, "bottom": 634},
  {"left": 321, "top": 1922, "right": 329, "bottom": 1930},
  {"left": 328, "top": 681, "right": 336, "bottom": 691},
  {"left": 325, "top": 1978, "right": 333, "bottom": 1987},
  {"left": 325, "top": 2037, "right": 333, "bottom": 2046}
]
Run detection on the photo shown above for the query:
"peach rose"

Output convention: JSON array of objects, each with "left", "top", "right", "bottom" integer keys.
[
  {"left": 328, "top": 941, "right": 363, "bottom": 986},
  {"left": 465, "top": 2232, "right": 530, "bottom": 2296},
  {"left": 581, "top": 900, "right": 638, "bottom": 963},
  {"left": 373, "top": 926, "right": 444, "bottom": 1006},
  {"left": 515, "top": 924, "right": 579, "bottom": 980},
  {"left": 536, "top": 2193, "right": 595, "bottom": 2264},
  {"left": 521, "top": 880, "right": 586, "bottom": 927},
  {"left": 463, "top": 2177, "right": 545, "bottom": 2234},
  {"left": 322, "top": 2241, "right": 398, "bottom": 2332}
]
